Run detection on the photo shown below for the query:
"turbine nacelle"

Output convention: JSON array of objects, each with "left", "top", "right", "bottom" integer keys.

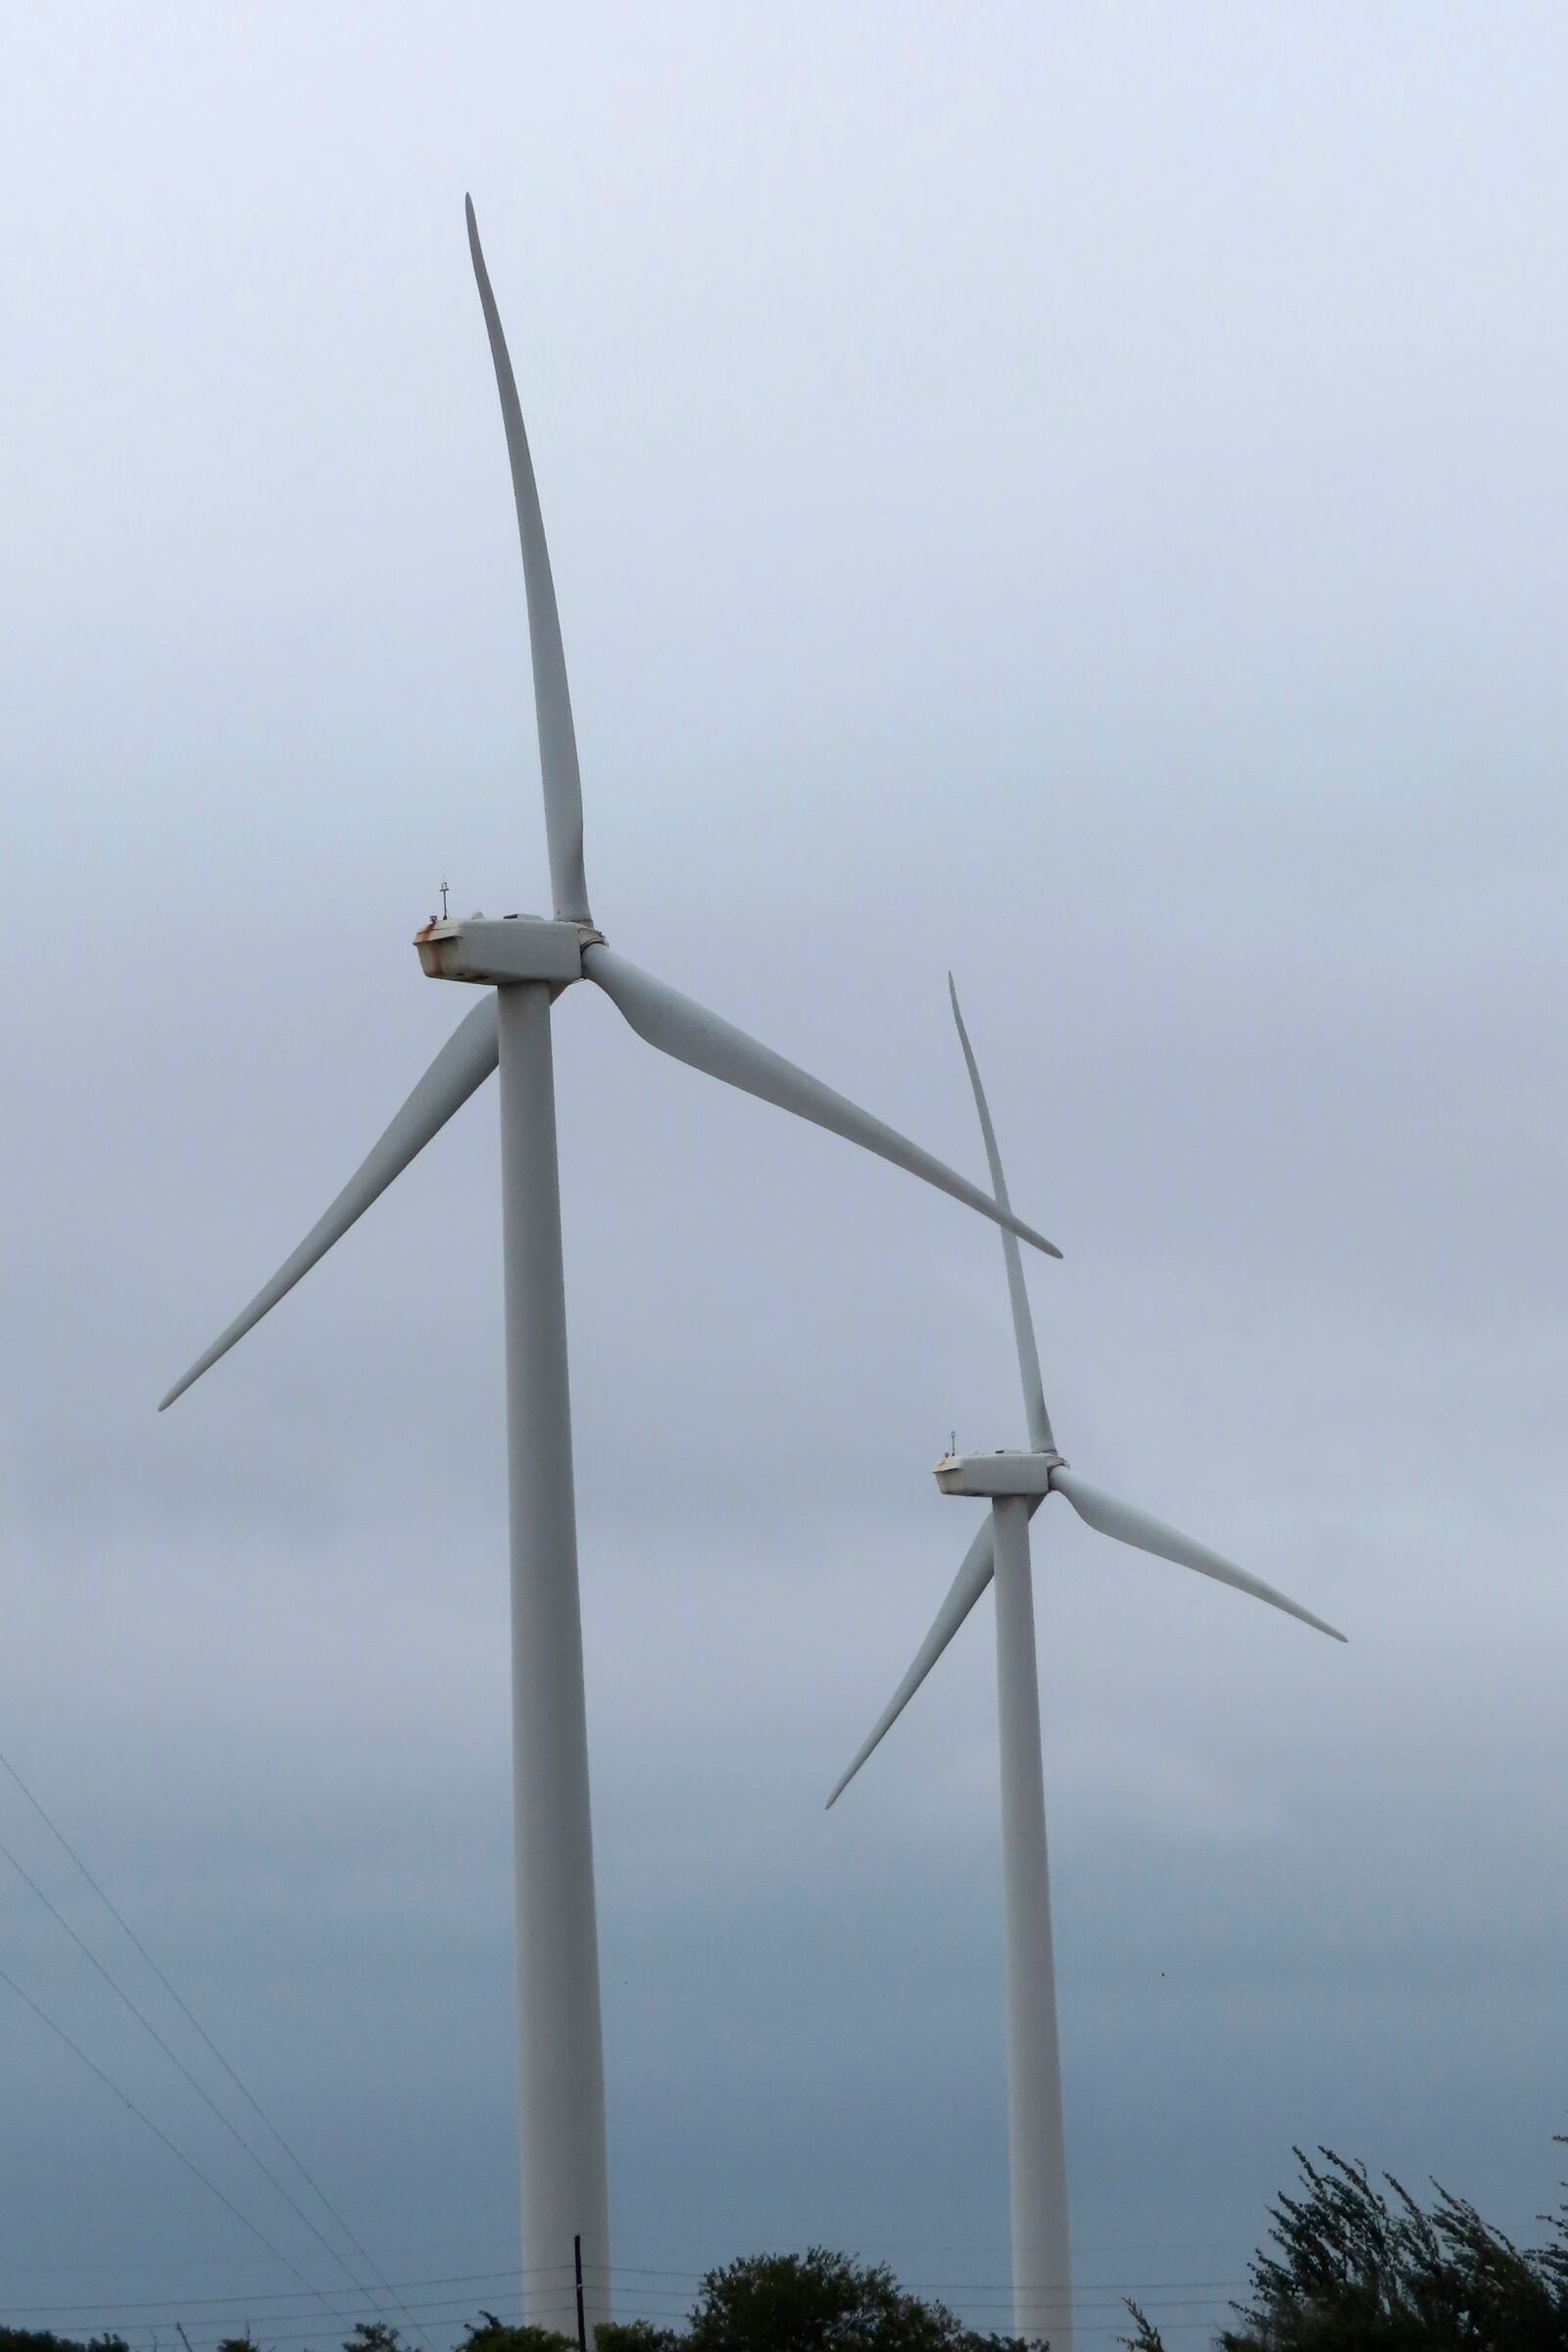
[
  {"left": 935, "top": 1449, "right": 1066, "bottom": 1496},
  {"left": 414, "top": 913, "right": 603, "bottom": 988}
]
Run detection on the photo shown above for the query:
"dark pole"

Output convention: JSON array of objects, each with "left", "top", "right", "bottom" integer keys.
[{"left": 574, "top": 2231, "right": 588, "bottom": 2352}]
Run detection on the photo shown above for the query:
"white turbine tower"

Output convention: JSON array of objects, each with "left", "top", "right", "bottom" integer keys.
[
  {"left": 160, "top": 206, "right": 1064, "bottom": 2333},
  {"left": 827, "top": 979, "right": 1346, "bottom": 2352}
]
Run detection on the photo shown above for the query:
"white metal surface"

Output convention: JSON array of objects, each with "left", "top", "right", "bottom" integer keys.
[
  {"left": 992, "top": 1497, "right": 1072, "bottom": 2352},
  {"left": 158, "top": 998, "right": 501, "bottom": 1411},
  {"left": 1050, "top": 1468, "right": 1347, "bottom": 1642},
  {"left": 466, "top": 199, "right": 592, "bottom": 927},
  {"left": 498, "top": 984, "right": 610, "bottom": 2328},
  {"left": 825, "top": 1510, "right": 1012, "bottom": 1809},
  {"left": 949, "top": 977, "right": 1055, "bottom": 1453},
  {"left": 415, "top": 914, "right": 591, "bottom": 987},
  {"left": 935, "top": 1451, "right": 1064, "bottom": 1497},
  {"left": 583, "top": 944, "right": 1062, "bottom": 1258}
]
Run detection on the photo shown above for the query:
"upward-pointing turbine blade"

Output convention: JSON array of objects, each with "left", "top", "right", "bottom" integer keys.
[
  {"left": 1049, "top": 1467, "right": 1347, "bottom": 1642},
  {"left": 159, "top": 999, "right": 500, "bottom": 1411},
  {"left": 826, "top": 1513, "right": 1008, "bottom": 1808},
  {"left": 466, "top": 196, "right": 591, "bottom": 926},
  {"left": 949, "top": 975, "right": 1054, "bottom": 1452},
  {"left": 583, "top": 946, "right": 1062, "bottom": 1258}
]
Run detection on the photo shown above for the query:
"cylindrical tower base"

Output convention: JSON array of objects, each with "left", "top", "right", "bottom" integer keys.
[
  {"left": 993, "top": 1495, "right": 1071, "bottom": 2351},
  {"left": 497, "top": 983, "right": 611, "bottom": 2335}
]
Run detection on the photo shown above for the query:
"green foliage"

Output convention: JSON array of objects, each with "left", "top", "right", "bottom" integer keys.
[
  {"left": 443, "top": 2251, "right": 1046, "bottom": 2352},
  {"left": 1117, "top": 2138, "right": 1568, "bottom": 2351},
  {"left": 456, "top": 2317, "right": 576, "bottom": 2352},
  {"left": 1216, "top": 2141, "right": 1568, "bottom": 2352},
  {"left": 451, "top": 2308, "right": 684, "bottom": 2352},
  {"left": 1117, "top": 2304, "right": 1166, "bottom": 2352},
  {"left": 0, "top": 2337, "right": 130, "bottom": 2352},
  {"left": 679, "top": 2247, "right": 1041, "bottom": 2352},
  {"left": 0, "top": 2335, "right": 129, "bottom": 2352}
]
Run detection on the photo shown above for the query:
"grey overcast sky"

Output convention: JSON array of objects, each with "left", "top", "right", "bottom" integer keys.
[{"left": 2, "top": 3, "right": 1566, "bottom": 2345}]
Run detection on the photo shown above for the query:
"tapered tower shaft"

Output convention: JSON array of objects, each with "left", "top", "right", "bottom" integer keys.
[
  {"left": 497, "top": 983, "right": 610, "bottom": 2332},
  {"left": 992, "top": 1495, "right": 1071, "bottom": 2351}
]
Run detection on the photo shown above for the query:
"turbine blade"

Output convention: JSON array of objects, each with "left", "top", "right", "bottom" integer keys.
[
  {"left": 1050, "top": 1467, "right": 1347, "bottom": 1642},
  {"left": 949, "top": 974, "right": 1054, "bottom": 1452},
  {"left": 826, "top": 1516, "right": 1000, "bottom": 1808},
  {"left": 466, "top": 196, "right": 591, "bottom": 926},
  {"left": 583, "top": 946, "right": 1062, "bottom": 1258},
  {"left": 159, "top": 999, "right": 499, "bottom": 1410}
]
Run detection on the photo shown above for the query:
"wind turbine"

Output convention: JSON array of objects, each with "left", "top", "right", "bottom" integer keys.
[
  {"left": 826, "top": 980, "right": 1345, "bottom": 2352},
  {"left": 159, "top": 204, "right": 1063, "bottom": 2332}
]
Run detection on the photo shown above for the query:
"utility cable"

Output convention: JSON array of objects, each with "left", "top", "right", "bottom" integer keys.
[
  {"left": 0, "top": 1742, "right": 431, "bottom": 2350},
  {"left": 0, "top": 1828, "right": 386, "bottom": 2311},
  {"left": 0, "top": 2270, "right": 578, "bottom": 2318},
  {"left": 0, "top": 2261, "right": 1250, "bottom": 2315},
  {"left": 1, "top": 2276, "right": 1250, "bottom": 2327},
  {"left": 0, "top": 1954, "right": 349, "bottom": 2324}
]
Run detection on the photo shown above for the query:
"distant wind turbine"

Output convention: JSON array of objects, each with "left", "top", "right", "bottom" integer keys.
[
  {"left": 160, "top": 204, "right": 1062, "bottom": 2331},
  {"left": 827, "top": 978, "right": 1345, "bottom": 2352}
]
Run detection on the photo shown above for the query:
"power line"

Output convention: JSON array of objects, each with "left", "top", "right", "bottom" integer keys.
[
  {"left": 0, "top": 1741, "right": 431, "bottom": 2351},
  {"left": 1, "top": 2261, "right": 1250, "bottom": 2315},
  {"left": 0, "top": 1828, "right": 390, "bottom": 2323},
  {"left": 0, "top": 1955, "right": 348, "bottom": 2325},
  {"left": 2, "top": 2268, "right": 1248, "bottom": 2322},
  {"left": 0, "top": 2272, "right": 577, "bottom": 2318},
  {"left": 580, "top": 2261, "right": 1249, "bottom": 2294}
]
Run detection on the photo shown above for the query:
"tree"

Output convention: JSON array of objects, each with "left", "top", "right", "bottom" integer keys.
[
  {"left": 1222, "top": 2143, "right": 1567, "bottom": 2351},
  {"left": 1120, "top": 2138, "right": 1568, "bottom": 2351},
  {"left": 0, "top": 2336, "right": 129, "bottom": 2352},
  {"left": 345, "top": 2328, "right": 415, "bottom": 2352},
  {"left": 456, "top": 2315, "right": 576, "bottom": 2352},
  {"left": 680, "top": 2248, "right": 1040, "bottom": 2352},
  {"left": 1118, "top": 2307, "right": 1165, "bottom": 2352}
]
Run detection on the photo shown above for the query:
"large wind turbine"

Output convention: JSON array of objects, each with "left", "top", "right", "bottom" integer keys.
[
  {"left": 827, "top": 980, "right": 1345, "bottom": 2352},
  {"left": 159, "top": 205, "right": 1062, "bottom": 2331}
]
